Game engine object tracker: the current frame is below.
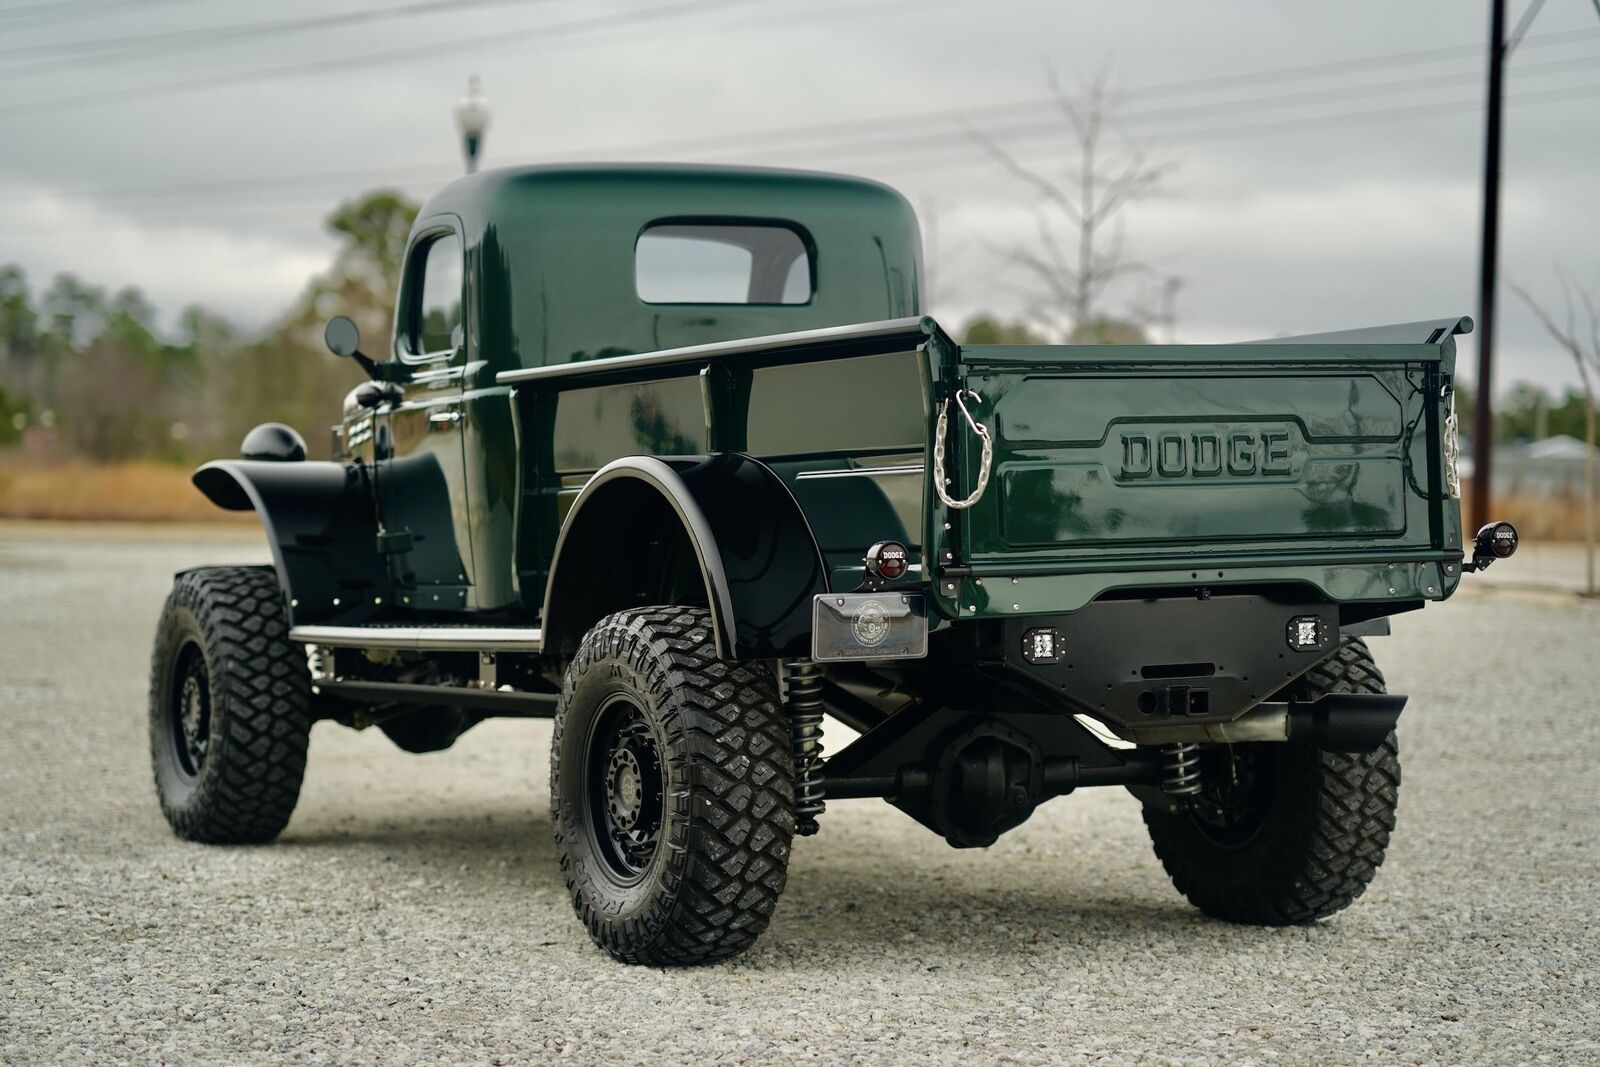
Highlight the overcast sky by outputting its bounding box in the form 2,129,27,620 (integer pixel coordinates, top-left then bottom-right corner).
1,0,1597,396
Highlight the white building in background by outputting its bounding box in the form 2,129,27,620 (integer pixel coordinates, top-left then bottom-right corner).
1460,435,1600,497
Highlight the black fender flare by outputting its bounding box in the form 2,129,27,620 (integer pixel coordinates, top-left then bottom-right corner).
192,459,390,627
540,454,827,660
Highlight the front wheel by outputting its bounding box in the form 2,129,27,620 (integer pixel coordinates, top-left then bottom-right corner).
1143,637,1401,925
550,606,795,965
149,566,312,843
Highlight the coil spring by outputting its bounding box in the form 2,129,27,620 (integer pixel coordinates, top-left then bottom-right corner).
785,659,826,836
1160,742,1203,799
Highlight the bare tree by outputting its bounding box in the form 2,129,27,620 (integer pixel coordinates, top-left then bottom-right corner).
977,69,1174,341
1512,272,1600,596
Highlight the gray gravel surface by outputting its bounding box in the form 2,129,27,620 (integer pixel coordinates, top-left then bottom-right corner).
2,524,1597,1065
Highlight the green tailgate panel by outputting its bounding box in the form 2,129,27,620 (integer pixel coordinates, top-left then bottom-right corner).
959,359,1445,567
993,375,1407,548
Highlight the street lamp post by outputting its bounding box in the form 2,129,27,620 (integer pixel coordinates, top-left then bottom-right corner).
454,75,491,174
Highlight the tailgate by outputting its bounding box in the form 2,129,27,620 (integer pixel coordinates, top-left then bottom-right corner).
934,326,1464,614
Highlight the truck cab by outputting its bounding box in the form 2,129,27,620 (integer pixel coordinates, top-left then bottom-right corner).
330,165,922,623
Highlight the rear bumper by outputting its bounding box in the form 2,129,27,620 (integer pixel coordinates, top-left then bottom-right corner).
993,592,1377,730
933,549,1460,621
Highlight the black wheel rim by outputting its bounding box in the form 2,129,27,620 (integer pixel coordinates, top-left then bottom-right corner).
170,641,211,779
584,695,665,883
1187,744,1274,847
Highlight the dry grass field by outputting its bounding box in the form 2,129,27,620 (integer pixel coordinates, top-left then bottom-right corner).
1494,492,1595,543
0,462,251,523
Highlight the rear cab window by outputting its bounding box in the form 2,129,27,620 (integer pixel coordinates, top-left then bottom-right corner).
635,222,812,305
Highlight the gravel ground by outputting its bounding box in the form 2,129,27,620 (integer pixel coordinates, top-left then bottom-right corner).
2,525,1597,1065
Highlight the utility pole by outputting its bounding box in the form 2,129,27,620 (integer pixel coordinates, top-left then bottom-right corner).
1472,0,1506,531
1473,0,1600,527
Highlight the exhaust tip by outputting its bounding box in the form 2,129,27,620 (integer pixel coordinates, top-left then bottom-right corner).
1288,693,1406,753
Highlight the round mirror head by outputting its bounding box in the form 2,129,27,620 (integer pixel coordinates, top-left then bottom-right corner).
324,315,360,357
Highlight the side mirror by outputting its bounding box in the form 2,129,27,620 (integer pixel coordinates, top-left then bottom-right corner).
323,315,401,382
324,315,361,358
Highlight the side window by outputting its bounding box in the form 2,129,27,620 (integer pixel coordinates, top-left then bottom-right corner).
410,232,463,356
635,222,812,305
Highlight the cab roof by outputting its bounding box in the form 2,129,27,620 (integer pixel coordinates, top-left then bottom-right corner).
412,163,924,370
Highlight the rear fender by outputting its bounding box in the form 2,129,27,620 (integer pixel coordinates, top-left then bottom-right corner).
541,454,827,660
192,460,390,626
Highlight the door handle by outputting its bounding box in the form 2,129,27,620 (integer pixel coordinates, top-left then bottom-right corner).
428,407,463,427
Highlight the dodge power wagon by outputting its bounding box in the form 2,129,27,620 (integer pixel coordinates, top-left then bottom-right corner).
149,163,1517,965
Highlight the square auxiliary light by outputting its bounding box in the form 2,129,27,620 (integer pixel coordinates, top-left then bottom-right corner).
1022,627,1063,665
1286,615,1330,653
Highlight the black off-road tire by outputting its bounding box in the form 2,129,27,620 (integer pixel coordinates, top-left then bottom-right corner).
551,606,795,966
149,565,312,843
1143,637,1401,925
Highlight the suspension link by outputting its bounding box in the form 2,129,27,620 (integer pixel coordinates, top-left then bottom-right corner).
784,659,826,836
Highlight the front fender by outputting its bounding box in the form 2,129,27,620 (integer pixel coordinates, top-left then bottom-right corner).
541,454,827,659
192,460,390,626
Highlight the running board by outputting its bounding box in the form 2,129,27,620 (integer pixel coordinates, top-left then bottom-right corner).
289,624,544,652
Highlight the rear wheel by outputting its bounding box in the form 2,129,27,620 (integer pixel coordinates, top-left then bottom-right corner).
1143,637,1401,924
149,566,312,843
550,606,794,965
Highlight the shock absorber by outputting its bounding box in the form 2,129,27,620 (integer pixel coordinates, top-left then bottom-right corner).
784,659,826,836
1160,742,1203,801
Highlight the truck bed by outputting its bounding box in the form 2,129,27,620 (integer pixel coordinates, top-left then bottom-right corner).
491,313,1468,624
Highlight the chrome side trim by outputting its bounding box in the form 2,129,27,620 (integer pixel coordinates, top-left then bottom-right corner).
794,464,924,481
408,364,464,383
290,625,543,652
496,316,933,385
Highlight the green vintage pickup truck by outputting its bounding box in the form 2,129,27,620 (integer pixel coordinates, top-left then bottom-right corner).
149,163,1516,965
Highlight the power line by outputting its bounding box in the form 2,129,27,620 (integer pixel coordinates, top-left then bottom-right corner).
0,0,561,77
0,0,805,119
0,163,455,206
0,0,196,28
18,0,1590,123
726,53,1600,168
930,80,1600,170
5,29,1597,209
423,24,1600,161
7,74,1599,238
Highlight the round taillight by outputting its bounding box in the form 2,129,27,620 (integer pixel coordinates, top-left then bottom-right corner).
865,540,909,581
1485,520,1518,558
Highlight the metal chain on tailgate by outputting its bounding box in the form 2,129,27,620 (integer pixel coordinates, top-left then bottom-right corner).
932,389,993,509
